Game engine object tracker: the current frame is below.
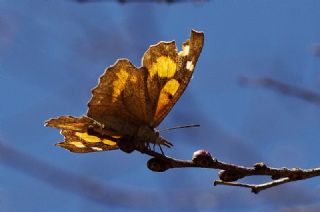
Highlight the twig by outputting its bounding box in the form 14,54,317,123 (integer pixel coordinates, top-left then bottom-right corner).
239,76,320,106
214,177,291,194
3,136,319,195
137,147,320,193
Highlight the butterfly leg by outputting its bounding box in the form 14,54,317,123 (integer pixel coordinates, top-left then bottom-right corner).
152,143,156,151
145,141,165,155
146,142,152,150
158,144,165,155
153,144,165,155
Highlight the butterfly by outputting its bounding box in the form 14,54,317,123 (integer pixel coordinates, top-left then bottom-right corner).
45,30,204,153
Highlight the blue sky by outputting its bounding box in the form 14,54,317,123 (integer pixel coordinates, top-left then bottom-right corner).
1,0,320,211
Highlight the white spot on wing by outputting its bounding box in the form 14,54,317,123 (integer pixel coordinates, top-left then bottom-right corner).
178,45,190,56
71,142,86,148
186,61,194,71
183,45,190,55
91,147,103,151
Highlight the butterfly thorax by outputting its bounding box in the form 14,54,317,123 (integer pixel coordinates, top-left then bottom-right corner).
135,125,163,145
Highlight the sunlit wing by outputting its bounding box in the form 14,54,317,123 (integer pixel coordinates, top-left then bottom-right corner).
87,30,204,131
142,30,204,127
87,59,151,135
57,130,119,153
45,116,120,153
45,116,96,132
46,30,204,153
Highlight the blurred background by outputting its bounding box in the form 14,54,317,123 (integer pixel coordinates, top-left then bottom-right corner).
1,0,320,211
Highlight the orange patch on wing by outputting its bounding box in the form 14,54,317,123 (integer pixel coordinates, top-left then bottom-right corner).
149,56,177,78
155,79,180,117
112,69,129,102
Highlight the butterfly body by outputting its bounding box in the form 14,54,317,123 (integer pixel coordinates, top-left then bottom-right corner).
45,30,204,153
114,127,170,153
86,121,171,153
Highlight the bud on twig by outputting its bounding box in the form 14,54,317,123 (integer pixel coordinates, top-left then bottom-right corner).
147,158,168,172
192,150,214,166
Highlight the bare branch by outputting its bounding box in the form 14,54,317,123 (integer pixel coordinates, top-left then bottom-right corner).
214,177,291,194
135,146,320,193
3,134,319,195
239,76,320,106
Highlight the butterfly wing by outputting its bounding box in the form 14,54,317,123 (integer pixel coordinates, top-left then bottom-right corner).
45,116,120,153
56,130,119,153
45,116,95,132
142,30,204,127
87,30,204,130
46,30,204,152
87,59,152,136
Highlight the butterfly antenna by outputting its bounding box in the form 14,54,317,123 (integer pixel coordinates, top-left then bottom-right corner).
159,124,200,132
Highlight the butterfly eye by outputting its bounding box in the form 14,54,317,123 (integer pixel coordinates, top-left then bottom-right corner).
155,130,160,137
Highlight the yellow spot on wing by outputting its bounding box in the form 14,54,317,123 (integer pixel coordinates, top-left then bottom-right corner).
149,56,176,78
112,69,129,102
155,79,180,115
162,79,179,95
75,132,118,146
102,139,117,145
75,132,101,143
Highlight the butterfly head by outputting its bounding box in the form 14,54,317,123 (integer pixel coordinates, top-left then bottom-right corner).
116,126,172,153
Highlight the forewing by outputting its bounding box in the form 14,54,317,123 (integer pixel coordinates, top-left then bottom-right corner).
142,30,204,127
87,59,150,135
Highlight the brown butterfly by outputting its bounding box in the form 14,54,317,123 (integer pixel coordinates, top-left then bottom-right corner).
45,30,204,153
